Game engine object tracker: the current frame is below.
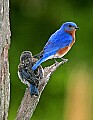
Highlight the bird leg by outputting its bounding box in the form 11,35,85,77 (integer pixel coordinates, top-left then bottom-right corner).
61,58,68,62
53,59,58,63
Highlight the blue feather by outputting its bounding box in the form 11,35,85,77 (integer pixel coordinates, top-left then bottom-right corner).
30,84,39,96
32,57,46,70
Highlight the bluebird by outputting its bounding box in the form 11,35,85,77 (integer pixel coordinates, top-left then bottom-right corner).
18,51,43,96
32,22,79,70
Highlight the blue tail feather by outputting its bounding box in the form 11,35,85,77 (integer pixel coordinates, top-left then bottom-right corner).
32,57,46,70
30,84,39,96
32,51,57,70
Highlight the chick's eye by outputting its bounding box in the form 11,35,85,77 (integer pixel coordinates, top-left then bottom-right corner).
69,25,72,27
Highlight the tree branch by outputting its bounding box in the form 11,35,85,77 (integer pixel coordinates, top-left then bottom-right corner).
0,0,10,119
16,59,67,120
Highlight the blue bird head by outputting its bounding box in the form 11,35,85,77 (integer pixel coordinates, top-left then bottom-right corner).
61,22,79,31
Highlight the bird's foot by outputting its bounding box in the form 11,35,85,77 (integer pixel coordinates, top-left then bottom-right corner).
54,59,58,63
53,59,59,66
61,58,68,63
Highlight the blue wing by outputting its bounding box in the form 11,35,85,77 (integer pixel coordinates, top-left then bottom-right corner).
19,69,39,96
43,30,73,56
19,69,31,80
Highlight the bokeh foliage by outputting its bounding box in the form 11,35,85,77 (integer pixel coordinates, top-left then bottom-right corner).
8,0,93,120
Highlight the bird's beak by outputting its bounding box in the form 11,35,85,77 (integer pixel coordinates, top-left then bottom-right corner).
75,27,79,29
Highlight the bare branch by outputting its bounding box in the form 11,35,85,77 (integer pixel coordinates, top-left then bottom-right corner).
16,60,67,120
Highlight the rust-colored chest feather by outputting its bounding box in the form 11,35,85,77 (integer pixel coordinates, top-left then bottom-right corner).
57,39,75,56
66,29,76,38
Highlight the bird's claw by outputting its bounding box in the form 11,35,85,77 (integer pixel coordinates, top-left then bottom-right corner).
61,58,68,62
54,59,58,63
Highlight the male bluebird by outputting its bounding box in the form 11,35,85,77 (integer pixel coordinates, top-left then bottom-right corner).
32,22,79,70
18,51,43,96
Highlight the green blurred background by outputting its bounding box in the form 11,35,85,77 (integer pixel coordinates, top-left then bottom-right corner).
8,0,93,120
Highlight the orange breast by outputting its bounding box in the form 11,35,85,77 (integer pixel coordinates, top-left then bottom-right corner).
66,29,76,38
56,38,75,57
57,46,70,55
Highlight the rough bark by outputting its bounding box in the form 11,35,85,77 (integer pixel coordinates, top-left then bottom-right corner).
0,0,10,119
16,60,68,120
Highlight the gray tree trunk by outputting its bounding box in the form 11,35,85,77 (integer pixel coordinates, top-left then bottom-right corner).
0,0,10,119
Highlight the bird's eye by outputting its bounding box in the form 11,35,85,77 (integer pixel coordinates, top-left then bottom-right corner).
68,25,72,27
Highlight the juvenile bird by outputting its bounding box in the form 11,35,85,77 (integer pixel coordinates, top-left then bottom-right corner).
18,51,43,96
32,22,79,70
